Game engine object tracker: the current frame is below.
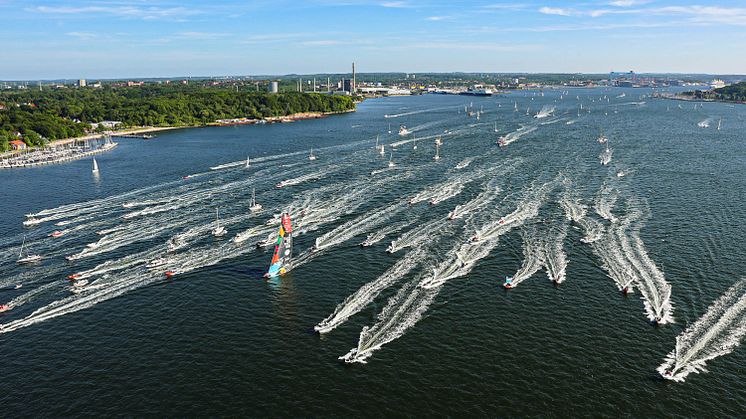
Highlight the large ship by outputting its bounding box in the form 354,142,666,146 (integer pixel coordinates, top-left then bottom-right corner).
460,85,494,96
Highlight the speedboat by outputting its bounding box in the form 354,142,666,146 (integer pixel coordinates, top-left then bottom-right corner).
398,125,409,136
165,270,175,278
0,304,10,313
50,231,64,238
72,279,89,288
503,277,514,289
67,273,82,280
212,225,227,237
14,284,22,289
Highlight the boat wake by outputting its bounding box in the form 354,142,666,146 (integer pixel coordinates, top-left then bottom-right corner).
657,278,746,382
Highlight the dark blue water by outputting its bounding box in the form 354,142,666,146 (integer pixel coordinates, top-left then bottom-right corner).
1,89,745,416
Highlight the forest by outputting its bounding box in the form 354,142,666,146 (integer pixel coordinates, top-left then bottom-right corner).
0,85,356,151
684,82,746,102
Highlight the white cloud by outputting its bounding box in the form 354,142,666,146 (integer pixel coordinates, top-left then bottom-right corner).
482,3,528,10
32,5,201,20
609,0,649,6
538,7,572,16
380,1,411,8
65,31,97,40
426,16,450,21
176,32,228,40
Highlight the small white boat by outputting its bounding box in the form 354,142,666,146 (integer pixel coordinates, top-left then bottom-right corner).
597,132,608,144
398,125,409,136
388,152,395,168
245,155,250,168
434,142,441,160
494,121,499,133
249,188,263,212
309,149,317,161
17,235,41,264
92,157,99,174
212,208,227,237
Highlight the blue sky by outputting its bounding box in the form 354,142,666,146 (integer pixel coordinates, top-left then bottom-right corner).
1,0,745,79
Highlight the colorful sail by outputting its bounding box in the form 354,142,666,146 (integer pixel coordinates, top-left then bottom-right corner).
264,213,293,278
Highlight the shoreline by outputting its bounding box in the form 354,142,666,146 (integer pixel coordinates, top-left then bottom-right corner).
0,109,355,161
210,109,355,126
653,92,746,105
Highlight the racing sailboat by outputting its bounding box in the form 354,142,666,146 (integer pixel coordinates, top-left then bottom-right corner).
249,188,262,212
212,208,227,237
92,157,99,174
17,235,41,264
245,155,250,168
264,213,293,278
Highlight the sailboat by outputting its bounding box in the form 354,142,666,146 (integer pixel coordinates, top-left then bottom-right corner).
413,135,417,150
597,131,608,144
17,235,41,264
388,152,395,168
309,149,317,161
434,142,441,160
249,188,262,212
600,143,613,166
379,143,385,156
494,121,499,133
212,208,227,237
388,123,392,134
717,118,722,131
398,125,409,136
92,157,99,174
245,155,250,168
264,213,293,278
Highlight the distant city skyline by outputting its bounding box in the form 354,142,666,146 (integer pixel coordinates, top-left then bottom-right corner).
2,0,746,80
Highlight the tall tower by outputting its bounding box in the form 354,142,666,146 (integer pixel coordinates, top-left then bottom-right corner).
352,62,356,94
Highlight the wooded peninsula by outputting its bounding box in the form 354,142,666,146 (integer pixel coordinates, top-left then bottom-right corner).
0,85,356,151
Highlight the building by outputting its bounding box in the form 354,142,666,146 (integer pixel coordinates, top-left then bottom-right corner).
78,79,87,87
710,79,726,89
269,81,279,93
9,140,27,150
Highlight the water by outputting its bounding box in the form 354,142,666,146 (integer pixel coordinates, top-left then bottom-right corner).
1,88,745,415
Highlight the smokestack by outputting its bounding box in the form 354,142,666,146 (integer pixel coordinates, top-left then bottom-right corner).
352,62,356,94
327,77,330,92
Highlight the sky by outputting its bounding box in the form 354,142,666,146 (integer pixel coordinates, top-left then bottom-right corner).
1,0,745,79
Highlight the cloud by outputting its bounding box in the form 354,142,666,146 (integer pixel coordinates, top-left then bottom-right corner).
31,5,202,20
608,0,649,6
426,16,451,21
482,3,528,11
175,32,228,40
65,31,97,40
380,1,411,8
538,7,572,16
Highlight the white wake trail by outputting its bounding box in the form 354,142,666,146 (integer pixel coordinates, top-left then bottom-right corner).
658,279,746,382
506,227,545,288
315,248,426,334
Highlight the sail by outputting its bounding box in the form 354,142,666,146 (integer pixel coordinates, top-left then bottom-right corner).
92,158,98,172
265,213,293,278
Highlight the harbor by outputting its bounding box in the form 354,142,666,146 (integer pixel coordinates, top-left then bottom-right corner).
0,136,118,169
